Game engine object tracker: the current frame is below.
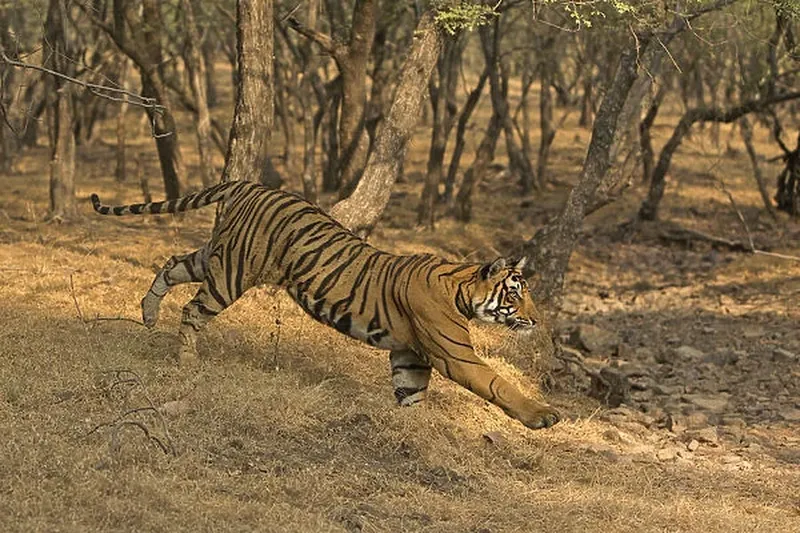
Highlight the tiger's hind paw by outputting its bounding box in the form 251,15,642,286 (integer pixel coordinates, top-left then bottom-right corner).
141,294,161,329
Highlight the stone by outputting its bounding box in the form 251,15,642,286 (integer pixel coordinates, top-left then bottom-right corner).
704,350,739,366
574,324,620,354
721,454,742,464
683,427,719,446
773,348,798,364
675,345,705,360
685,412,710,429
602,429,622,443
160,400,193,417
687,439,700,452
683,393,730,413
589,367,630,407
778,408,800,422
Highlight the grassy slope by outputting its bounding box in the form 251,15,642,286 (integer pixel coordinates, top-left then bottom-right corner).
1,82,799,532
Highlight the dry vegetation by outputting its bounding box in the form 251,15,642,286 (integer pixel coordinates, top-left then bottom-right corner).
1,69,800,532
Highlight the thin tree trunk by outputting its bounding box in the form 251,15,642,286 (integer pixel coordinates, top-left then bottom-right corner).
300,0,320,202
537,45,556,188
45,0,76,220
182,0,216,188
519,43,644,310
115,58,130,182
451,112,502,222
639,90,800,221
417,38,461,228
639,86,664,183
442,68,488,205
221,0,274,184
329,10,443,235
739,116,778,219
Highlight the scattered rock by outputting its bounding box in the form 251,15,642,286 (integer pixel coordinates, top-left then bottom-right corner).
742,325,765,339
703,350,739,366
589,367,630,407
683,427,719,446
573,324,620,354
652,383,684,396
602,428,622,443
687,439,700,452
684,412,710,429
721,454,742,464
482,431,507,446
778,408,800,422
773,348,798,364
675,345,705,360
683,393,730,413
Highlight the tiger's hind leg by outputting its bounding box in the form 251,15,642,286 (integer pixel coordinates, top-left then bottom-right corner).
390,350,433,406
141,246,208,328
177,280,231,364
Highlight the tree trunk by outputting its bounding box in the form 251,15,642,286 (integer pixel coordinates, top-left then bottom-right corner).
45,0,76,220
115,58,130,183
299,0,321,203
639,86,664,183
221,0,274,185
417,38,461,228
442,68,489,205
329,10,443,235
451,112,502,222
739,117,777,219
181,0,217,188
537,43,556,188
519,43,644,311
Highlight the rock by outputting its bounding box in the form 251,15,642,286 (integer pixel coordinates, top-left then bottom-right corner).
721,454,742,464
704,350,739,366
657,447,679,461
652,383,684,396
778,408,800,422
635,347,656,362
687,439,700,452
684,412,710,429
589,367,630,407
773,348,798,364
742,325,765,339
573,324,620,354
675,345,705,360
720,416,746,428
683,393,730,413
683,427,719,446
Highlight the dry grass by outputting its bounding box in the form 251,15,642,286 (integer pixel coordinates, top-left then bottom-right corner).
2,74,800,532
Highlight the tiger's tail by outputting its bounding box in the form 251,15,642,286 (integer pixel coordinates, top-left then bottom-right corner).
90,181,256,216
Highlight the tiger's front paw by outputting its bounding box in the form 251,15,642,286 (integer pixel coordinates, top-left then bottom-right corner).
513,402,561,430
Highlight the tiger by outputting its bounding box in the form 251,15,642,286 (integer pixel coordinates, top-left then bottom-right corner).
91,181,560,430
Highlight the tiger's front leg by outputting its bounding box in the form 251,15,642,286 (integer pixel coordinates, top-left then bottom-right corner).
418,331,560,430
389,349,433,406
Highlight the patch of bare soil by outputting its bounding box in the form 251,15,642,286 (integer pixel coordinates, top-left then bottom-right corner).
1,103,799,532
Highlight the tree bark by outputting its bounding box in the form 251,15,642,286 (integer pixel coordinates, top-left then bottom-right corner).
181,0,217,188
45,0,76,220
221,0,274,185
329,10,443,235
519,43,644,310
639,86,664,183
739,117,777,219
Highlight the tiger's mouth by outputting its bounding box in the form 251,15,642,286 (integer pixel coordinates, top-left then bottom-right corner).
506,317,537,332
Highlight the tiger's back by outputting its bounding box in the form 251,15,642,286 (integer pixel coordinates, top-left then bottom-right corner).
91,182,561,431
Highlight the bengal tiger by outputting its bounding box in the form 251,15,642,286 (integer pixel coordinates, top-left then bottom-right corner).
91,181,560,430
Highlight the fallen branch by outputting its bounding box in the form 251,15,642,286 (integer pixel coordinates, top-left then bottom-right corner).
717,178,800,262
658,224,751,252
86,369,176,457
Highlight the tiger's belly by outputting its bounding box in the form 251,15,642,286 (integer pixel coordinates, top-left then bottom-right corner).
286,287,408,351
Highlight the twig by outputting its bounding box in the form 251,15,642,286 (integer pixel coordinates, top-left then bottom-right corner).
86,369,176,457
1,52,164,113
89,315,146,327
68,273,87,329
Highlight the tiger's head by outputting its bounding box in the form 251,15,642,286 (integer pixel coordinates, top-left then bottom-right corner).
471,257,538,333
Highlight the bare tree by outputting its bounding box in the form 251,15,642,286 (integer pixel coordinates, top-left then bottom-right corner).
330,10,444,235
220,0,274,185
44,0,76,220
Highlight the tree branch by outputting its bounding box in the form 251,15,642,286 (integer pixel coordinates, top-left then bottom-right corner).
287,16,336,56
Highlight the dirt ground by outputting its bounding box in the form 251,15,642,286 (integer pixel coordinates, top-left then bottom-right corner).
1,82,799,532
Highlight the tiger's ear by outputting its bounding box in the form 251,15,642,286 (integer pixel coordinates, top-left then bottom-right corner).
481,258,506,280
512,256,528,271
